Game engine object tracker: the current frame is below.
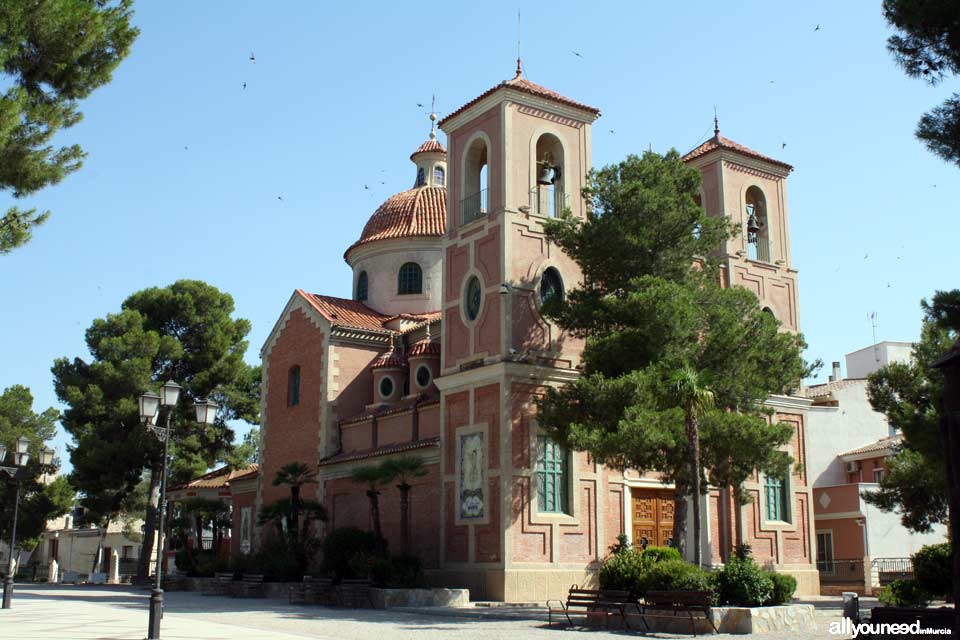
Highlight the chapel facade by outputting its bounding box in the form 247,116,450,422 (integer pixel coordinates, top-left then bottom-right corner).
255,64,819,600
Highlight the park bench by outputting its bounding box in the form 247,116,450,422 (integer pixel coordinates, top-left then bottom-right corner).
546,586,638,629
334,578,375,608
231,572,266,598
161,575,189,592
637,590,718,636
289,575,336,605
201,572,235,596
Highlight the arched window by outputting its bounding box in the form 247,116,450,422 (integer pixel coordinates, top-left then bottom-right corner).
462,137,488,224
745,186,770,262
540,267,564,305
534,133,564,217
379,376,394,399
397,262,422,295
287,366,300,406
356,271,368,302
416,167,426,187
433,166,445,186
416,364,432,388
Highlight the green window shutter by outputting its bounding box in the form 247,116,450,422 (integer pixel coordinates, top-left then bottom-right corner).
536,436,569,514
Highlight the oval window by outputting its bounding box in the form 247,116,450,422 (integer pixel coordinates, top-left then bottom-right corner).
464,276,482,321
416,364,431,388
540,267,564,305
379,376,394,399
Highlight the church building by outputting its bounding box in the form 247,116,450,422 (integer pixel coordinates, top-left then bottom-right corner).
255,63,819,601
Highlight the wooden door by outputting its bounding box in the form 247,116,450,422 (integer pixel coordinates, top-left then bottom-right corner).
631,489,675,548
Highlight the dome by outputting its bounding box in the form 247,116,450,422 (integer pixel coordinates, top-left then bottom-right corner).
344,186,446,259
410,138,446,158
371,349,408,369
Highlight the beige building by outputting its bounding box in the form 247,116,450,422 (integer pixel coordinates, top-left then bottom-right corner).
34,509,148,583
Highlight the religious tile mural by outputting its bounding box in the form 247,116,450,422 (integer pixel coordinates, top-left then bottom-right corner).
459,431,485,519
240,506,252,554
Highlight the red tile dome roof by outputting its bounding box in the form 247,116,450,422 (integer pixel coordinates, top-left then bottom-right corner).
408,338,440,357
344,185,446,260
410,138,446,158
372,349,408,369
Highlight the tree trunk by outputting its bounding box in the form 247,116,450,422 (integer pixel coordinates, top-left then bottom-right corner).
290,485,301,536
367,489,383,551
672,477,688,559
733,484,744,554
687,415,703,567
136,468,161,583
398,483,410,556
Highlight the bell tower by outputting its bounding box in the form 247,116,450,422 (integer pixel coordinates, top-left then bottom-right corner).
432,64,601,599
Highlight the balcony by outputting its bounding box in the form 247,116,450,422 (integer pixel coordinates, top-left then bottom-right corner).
529,186,570,218
461,189,487,226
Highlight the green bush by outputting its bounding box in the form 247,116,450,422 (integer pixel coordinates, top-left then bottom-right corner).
636,559,714,596
641,546,682,564
878,579,931,608
173,547,229,577
609,533,632,556
714,558,774,606
599,548,645,592
912,543,951,597
766,572,797,605
321,527,381,580
348,553,424,588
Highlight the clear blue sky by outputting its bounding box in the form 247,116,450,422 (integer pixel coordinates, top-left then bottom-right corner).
1,1,956,471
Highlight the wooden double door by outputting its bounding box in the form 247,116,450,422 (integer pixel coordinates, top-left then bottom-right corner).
631,488,675,548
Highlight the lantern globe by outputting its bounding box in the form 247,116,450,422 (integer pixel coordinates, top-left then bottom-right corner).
16,436,29,454
40,446,55,466
195,399,219,425
161,380,182,407
139,391,161,421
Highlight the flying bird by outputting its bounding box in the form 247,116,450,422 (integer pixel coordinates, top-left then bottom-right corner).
782,142,787,149
887,282,892,288
242,82,247,90
249,52,256,63
863,253,869,260
572,51,583,58
277,196,283,201
184,146,188,151
417,102,424,108
814,24,820,31
364,184,370,190
609,129,615,135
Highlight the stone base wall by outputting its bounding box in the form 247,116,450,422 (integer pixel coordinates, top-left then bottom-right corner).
773,565,820,596
609,604,815,635
370,588,470,609
425,567,598,603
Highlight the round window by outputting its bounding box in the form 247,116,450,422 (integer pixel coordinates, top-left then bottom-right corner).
464,276,482,321
379,376,394,399
415,364,431,388
540,267,564,305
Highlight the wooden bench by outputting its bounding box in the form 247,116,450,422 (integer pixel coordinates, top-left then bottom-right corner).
546,586,638,629
162,576,189,592
334,578,374,608
638,590,717,636
201,572,235,596
289,575,336,605
231,573,266,598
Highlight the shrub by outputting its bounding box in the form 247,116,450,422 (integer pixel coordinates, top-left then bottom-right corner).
599,548,645,592
321,527,381,580
878,579,931,608
609,533,632,556
641,546,682,564
636,559,714,597
912,543,951,597
766,572,797,605
348,553,424,588
714,558,774,606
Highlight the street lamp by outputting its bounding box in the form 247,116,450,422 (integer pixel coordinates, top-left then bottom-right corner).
1,439,57,609
139,382,217,640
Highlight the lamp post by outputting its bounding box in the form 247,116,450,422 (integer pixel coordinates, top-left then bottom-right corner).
139,381,218,640
1,437,56,609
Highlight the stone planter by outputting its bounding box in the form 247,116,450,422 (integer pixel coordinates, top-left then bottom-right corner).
624,604,815,635
370,588,470,609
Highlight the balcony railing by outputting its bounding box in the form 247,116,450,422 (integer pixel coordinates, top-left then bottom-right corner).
461,189,487,225
529,186,570,217
873,557,914,585
818,558,865,583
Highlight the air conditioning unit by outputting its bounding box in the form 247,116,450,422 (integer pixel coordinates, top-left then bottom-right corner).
845,461,860,473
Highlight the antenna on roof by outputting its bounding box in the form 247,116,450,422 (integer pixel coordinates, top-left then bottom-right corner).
429,94,438,139
713,106,719,136
516,10,523,77
869,311,880,362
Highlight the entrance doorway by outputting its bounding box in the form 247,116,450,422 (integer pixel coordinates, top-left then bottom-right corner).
631,488,675,548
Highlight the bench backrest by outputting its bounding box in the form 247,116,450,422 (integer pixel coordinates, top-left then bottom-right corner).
645,590,712,607
242,573,265,583
215,572,234,582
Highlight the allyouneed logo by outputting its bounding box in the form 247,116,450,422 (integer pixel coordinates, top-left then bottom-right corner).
830,617,953,637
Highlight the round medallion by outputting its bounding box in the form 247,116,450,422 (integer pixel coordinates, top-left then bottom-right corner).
465,276,482,321
416,364,431,388
379,376,394,399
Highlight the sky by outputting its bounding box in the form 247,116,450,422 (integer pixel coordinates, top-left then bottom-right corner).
1,1,957,472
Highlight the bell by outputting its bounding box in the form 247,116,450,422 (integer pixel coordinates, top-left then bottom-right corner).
537,162,553,186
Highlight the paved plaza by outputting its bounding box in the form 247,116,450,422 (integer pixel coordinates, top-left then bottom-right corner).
0,584,859,640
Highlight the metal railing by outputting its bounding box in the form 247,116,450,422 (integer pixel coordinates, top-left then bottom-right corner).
461,189,487,225
818,558,865,583
873,557,914,585
529,186,570,217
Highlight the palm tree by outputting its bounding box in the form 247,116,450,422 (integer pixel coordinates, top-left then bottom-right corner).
351,463,392,550
671,366,714,568
381,456,428,556
272,462,317,534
